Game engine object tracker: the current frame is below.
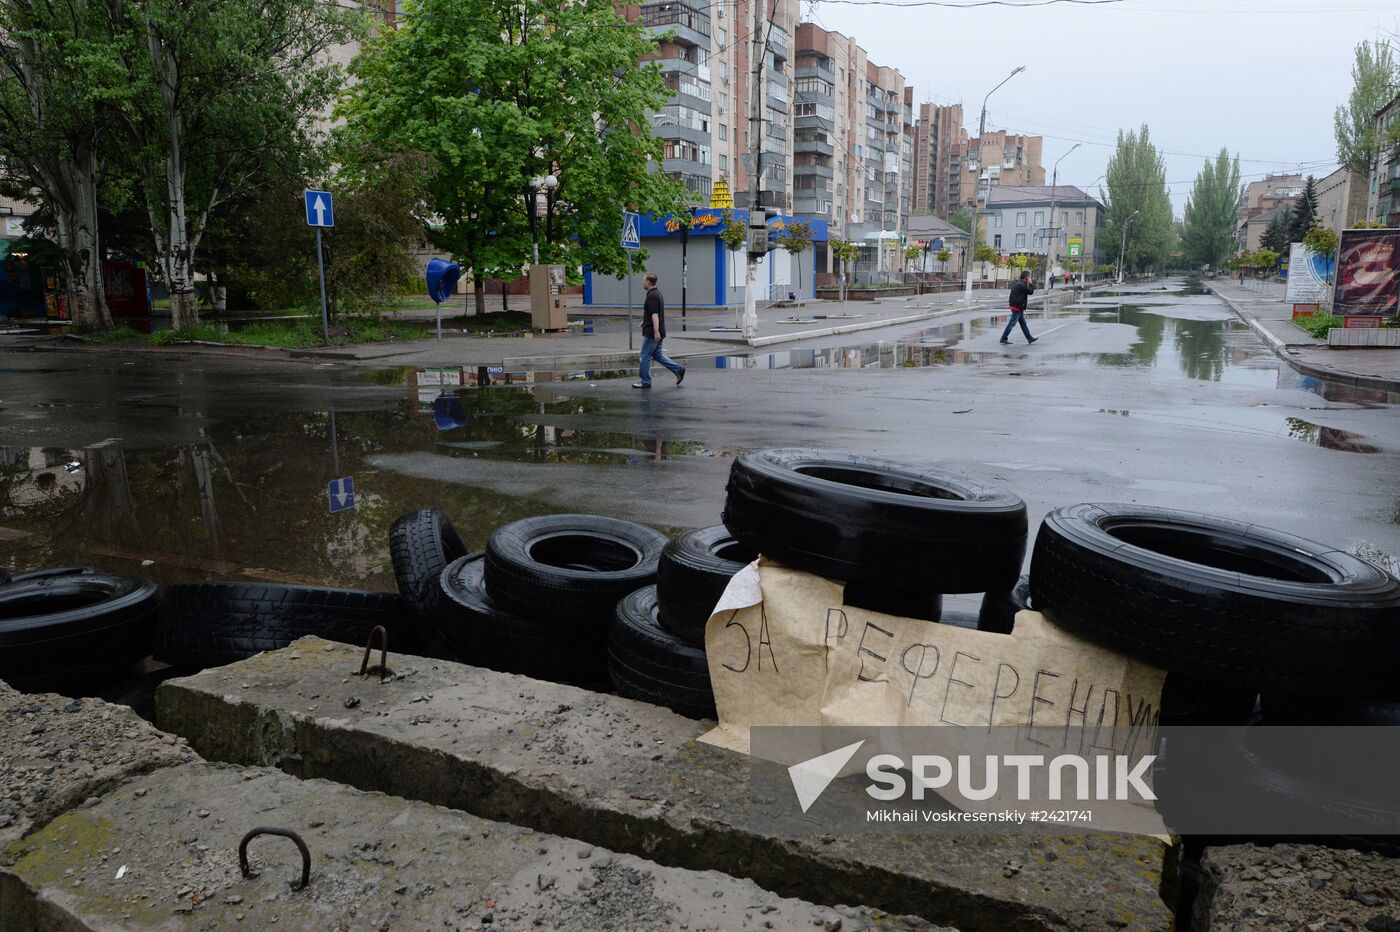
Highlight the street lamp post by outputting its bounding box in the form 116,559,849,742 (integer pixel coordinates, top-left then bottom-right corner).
527,174,558,266
1045,143,1080,292
1117,209,1140,284
964,65,1026,304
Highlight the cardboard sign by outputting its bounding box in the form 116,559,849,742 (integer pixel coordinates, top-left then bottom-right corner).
700,560,1167,757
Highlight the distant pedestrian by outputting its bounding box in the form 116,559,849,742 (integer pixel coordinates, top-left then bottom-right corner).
633,271,686,389
1000,271,1038,345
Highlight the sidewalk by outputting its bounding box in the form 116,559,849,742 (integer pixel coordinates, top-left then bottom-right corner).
1,284,1087,372
1207,279,1400,394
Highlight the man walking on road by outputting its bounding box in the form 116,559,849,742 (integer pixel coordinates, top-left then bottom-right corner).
1000,271,1038,345
633,271,686,389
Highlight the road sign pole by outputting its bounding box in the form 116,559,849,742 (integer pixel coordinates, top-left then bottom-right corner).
315,227,329,344
626,250,634,351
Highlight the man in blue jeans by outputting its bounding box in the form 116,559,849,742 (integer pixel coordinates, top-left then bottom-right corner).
1000,271,1039,345
633,271,686,389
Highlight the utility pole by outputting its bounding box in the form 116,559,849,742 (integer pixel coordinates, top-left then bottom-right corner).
1045,143,1079,292
963,66,1024,304
742,0,767,339
1117,209,1140,284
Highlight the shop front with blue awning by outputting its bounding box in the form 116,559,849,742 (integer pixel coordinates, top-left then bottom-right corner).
583,209,828,308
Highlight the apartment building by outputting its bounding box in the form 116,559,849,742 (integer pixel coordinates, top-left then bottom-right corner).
955,130,1044,209
1314,165,1368,234
911,102,966,219
792,23,910,276
640,0,797,209
1240,173,1304,227
978,185,1105,265
1366,94,1399,226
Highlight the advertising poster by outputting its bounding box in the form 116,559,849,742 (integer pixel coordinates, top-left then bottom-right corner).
1284,243,1332,303
1332,228,1400,317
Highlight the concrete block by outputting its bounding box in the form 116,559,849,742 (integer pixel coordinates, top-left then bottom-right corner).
0,681,197,851
1192,843,1400,930
1,762,920,931
157,638,1174,931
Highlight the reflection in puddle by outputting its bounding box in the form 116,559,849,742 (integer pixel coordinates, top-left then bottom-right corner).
1088,409,1381,454
0,380,705,587
712,303,1263,384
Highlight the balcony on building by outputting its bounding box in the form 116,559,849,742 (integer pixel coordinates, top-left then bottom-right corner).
641,2,711,49
767,76,789,113
795,55,835,84
757,189,790,209
767,23,789,60
667,171,713,204
663,71,712,112
650,104,711,145
794,130,834,156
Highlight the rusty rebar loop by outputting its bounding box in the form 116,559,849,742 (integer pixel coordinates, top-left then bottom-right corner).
238,827,311,891
358,624,391,683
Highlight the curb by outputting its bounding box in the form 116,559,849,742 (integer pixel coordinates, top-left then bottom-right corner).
1208,285,1400,394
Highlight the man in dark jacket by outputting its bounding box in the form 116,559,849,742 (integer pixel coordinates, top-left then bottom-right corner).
1000,271,1039,345
633,271,686,389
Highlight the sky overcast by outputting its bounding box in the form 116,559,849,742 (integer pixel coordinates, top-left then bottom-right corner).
803,0,1399,214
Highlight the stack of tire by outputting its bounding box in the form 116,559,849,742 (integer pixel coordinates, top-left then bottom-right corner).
431,514,666,688
721,449,1031,633
605,525,758,720
0,567,160,694
1027,503,1400,837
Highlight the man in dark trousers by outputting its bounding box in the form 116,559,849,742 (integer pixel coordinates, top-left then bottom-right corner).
1000,271,1039,345
633,271,686,389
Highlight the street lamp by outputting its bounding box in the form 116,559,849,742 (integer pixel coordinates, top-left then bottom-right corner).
1045,143,1080,291
1117,208,1140,284
527,174,558,266
964,65,1026,304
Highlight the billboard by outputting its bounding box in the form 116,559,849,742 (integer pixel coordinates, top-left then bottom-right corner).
1332,228,1400,317
1284,243,1332,303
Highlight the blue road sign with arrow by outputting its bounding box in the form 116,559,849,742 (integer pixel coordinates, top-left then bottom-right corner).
327,476,355,512
305,189,334,228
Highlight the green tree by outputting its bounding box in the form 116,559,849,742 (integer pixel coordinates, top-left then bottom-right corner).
1302,224,1340,284
339,0,681,307
112,0,359,329
1102,124,1174,273
1334,40,1399,175
0,0,128,328
947,209,972,234
830,238,860,301
1254,247,1279,274
1287,177,1319,243
936,247,951,273
779,220,814,291
1260,209,1291,256
1180,148,1243,269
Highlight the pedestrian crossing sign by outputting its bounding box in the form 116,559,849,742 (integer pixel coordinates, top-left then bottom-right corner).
621,212,641,250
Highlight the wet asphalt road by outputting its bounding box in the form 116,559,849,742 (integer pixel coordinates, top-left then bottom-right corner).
2,279,1397,592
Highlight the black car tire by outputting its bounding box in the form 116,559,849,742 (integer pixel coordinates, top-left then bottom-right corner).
842,583,943,623
435,553,608,687
655,526,755,645
484,515,667,624
975,575,1033,634
1030,504,1400,697
1260,693,1400,726
389,507,468,653
155,583,400,670
0,567,159,692
722,450,1027,592
609,586,715,719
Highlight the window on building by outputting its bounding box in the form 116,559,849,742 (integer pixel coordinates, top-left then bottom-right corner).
994,214,1002,228
718,124,727,140
1015,233,1025,248
1016,212,1026,227
1034,211,1044,226
719,154,727,171
795,77,833,95
1076,211,1084,225
993,234,1002,249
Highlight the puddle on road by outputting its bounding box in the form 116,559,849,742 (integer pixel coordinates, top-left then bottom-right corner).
0,375,701,588
1089,408,1382,454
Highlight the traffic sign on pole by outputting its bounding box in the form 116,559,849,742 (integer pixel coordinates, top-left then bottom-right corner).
620,211,641,250
327,476,356,513
304,189,334,228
